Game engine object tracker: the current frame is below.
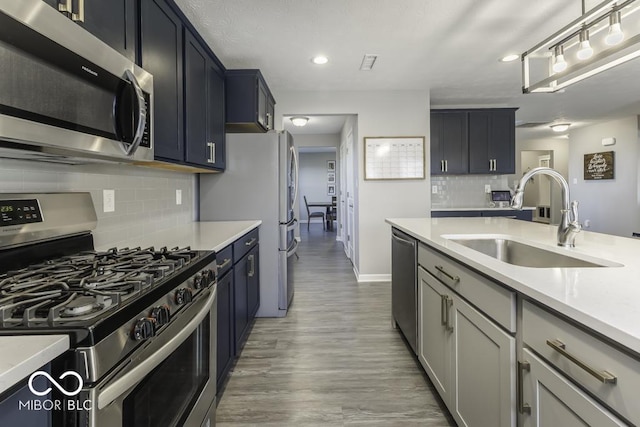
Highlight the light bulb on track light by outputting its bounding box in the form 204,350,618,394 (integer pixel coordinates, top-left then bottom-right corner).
577,28,593,60
552,45,567,73
605,11,624,45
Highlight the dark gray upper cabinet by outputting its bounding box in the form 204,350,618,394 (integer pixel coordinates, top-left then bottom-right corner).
139,0,184,162
430,108,517,175
226,69,276,133
468,109,516,174
43,0,136,61
430,111,469,175
184,31,225,169
80,0,136,61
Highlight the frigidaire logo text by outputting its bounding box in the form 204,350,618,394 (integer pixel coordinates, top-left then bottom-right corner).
19,371,92,411
81,65,98,77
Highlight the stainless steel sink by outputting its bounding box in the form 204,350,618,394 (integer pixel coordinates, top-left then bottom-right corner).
447,237,616,268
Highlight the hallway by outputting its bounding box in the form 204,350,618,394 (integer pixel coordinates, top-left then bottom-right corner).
216,227,454,426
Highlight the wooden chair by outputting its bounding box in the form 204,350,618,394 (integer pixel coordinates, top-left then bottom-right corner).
327,196,337,226
304,195,325,230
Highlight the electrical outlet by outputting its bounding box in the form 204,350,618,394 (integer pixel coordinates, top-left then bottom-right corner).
485,184,491,193
103,189,115,213
573,178,578,184
176,189,182,205
584,219,591,228
432,185,438,194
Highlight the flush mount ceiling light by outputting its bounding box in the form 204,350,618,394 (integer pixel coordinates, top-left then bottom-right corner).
311,56,329,65
550,123,571,132
290,116,309,127
500,54,520,62
522,0,640,94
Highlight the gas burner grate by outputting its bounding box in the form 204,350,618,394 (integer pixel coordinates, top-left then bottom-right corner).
0,246,200,327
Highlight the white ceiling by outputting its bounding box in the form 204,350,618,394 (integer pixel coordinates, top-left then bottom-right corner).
175,0,640,138
282,115,347,135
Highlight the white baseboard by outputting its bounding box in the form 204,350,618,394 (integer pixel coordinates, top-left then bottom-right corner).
357,273,391,283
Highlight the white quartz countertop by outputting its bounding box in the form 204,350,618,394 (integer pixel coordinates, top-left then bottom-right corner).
431,206,536,211
95,220,262,252
386,217,640,354
0,335,69,395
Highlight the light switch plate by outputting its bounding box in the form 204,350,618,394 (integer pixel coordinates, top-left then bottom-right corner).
485,184,491,193
176,189,182,205
432,185,438,194
103,189,115,213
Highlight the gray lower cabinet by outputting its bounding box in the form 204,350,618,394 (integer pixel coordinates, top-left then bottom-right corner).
418,265,515,427
521,349,625,427
431,210,533,221
216,228,260,395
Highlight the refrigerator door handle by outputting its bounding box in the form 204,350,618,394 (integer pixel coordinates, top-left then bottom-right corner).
287,218,298,231
291,145,300,212
286,238,299,257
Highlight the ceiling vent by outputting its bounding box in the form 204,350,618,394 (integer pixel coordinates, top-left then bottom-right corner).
359,54,378,71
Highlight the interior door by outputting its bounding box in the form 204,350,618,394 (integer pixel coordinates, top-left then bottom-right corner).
345,129,354,260
339,142,347,244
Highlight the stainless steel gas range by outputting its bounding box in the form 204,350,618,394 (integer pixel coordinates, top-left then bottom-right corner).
0,193,217,427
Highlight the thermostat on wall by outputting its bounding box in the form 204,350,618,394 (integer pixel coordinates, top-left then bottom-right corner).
602,137,616,146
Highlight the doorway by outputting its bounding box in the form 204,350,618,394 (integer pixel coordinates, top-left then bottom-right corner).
520,150,555,223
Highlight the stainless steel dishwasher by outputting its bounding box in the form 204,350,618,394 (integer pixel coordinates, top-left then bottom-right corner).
391,228,418,354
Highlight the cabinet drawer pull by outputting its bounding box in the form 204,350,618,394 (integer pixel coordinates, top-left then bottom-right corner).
217,258,231,271
546,339,617,384
245,237,257,247
518,361,531,414
435,265,460,283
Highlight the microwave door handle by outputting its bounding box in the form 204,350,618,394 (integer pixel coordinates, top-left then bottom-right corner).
96,288,216,410
120,69,147,156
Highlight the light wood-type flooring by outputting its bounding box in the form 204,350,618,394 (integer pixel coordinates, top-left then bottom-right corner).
216,225,455,426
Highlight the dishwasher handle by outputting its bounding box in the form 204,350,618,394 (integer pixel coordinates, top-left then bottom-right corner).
392,232,416,247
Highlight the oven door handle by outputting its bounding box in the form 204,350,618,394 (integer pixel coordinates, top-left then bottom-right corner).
96,288,216,410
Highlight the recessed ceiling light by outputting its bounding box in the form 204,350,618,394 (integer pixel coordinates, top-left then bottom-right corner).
550,123,570,132
500,54,520,62
311,56,329,65
290,116,309,127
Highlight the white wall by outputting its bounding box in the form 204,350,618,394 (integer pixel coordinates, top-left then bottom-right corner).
299,152,337,222
275,90,431,281
568,116,640,237
0,159,196,248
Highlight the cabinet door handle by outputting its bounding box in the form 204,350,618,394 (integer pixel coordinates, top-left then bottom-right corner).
206,142,215,163
72,0,84,22
245,237,257,247
266,112,271,130
445,296,453,331
444,160,448,172
58,0,72,14
546,339,617,384
216,258,231,271
248,254,255,277
440,160,444,172
440,294,448,326
518,361,531,414
435,265,460,284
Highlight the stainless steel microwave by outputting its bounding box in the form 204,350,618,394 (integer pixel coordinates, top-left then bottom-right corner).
0,1,153,163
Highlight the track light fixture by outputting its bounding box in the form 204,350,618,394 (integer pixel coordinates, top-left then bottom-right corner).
522,0,640,93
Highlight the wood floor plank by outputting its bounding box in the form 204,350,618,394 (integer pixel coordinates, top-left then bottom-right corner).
216,227,454,426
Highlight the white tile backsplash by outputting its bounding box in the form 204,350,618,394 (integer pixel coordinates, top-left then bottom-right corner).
0,158,196,249
431,175,511,208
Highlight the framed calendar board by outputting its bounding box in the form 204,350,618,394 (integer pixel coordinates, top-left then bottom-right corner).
364,136,425,180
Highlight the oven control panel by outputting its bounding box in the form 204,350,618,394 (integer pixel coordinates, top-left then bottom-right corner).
0,199,43,227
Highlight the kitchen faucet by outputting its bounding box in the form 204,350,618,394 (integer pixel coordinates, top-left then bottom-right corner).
510,167,581,247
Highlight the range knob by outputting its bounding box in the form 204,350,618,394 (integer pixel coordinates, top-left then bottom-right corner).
150,305,170,328
201,269,214,286
175,288,193,305
192,273,203,289
133,318,155,341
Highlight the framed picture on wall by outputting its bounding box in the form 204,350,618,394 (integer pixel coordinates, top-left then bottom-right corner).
327,160,336,171
327,172,335,183
327,184,336,196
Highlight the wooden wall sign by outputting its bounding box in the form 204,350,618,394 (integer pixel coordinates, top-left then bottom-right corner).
584,151,614,180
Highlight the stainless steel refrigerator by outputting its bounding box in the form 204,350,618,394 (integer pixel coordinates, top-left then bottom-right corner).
199,130,299,317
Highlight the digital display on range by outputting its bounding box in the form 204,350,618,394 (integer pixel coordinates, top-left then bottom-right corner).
0,199,43,227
